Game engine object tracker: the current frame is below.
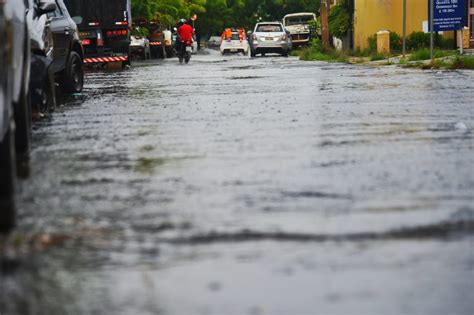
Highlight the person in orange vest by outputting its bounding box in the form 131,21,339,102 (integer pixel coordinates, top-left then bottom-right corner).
237,28,245,42
221,28,232,40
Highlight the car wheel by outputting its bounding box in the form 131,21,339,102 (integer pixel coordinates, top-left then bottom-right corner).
282,51,288,57
251,51,256,57
0,122,17,234
62,51,84,94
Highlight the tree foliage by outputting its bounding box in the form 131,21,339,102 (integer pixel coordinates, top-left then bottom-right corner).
328,2,351,38
132,0,319,36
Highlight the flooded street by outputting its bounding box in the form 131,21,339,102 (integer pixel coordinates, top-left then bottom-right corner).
2,50,474,314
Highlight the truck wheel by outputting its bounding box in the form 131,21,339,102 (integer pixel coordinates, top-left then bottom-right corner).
0,122,17,234
62,51,84,94
13,80,31,178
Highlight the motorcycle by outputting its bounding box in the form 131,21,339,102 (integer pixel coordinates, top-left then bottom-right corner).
178,40,192,64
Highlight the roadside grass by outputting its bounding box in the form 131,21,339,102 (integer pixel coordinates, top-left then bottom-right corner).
408,48,458,61
300,47,349,63
449,55,474,69
370,53,386,61
295,40,473,70
408,49,431,61
289,49,301,57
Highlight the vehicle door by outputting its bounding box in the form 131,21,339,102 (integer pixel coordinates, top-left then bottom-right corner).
48,0,72,72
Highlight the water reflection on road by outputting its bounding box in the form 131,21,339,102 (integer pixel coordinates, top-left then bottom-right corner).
2,50,474,314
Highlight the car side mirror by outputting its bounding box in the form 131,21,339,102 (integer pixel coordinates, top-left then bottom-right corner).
72,16,83,25
38,0,57,15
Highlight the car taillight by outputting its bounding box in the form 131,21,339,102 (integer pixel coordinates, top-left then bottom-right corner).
186,41,191,45
115,21,128,26
89,22,100,26
81,39,91,45
106,30,128,37
282,34,287,40
252,34,257,40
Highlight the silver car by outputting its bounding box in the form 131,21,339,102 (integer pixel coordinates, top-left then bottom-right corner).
250,22,292,57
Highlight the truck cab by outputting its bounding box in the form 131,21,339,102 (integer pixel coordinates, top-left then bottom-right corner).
63,0,132,66
282,12,316,46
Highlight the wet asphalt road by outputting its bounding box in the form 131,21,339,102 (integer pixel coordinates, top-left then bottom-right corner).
2,50,474,314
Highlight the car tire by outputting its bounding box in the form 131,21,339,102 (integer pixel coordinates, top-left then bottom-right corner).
61,51,84,94
0,122,17,234
251,51,256,57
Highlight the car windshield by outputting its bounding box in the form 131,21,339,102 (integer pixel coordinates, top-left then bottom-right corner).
256,24,282,32
231,33,240,40
285,15,315,26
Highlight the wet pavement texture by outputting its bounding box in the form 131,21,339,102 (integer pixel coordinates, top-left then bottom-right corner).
2,50,474,314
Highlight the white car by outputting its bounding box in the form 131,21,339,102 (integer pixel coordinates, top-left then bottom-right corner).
220,31,249,55
130,35,151,60
250,22,292,57
283,12,316,46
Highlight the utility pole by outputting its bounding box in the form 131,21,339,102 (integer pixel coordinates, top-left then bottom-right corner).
430,0,434,61
402,0,406,57
320,0,330,48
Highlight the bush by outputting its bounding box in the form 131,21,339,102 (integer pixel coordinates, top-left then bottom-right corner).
300,37,349,63
450,56,474,69
390,31,402,52
367,35,377,53
408,48,431,61
366,31,401,54
406,32,430,50
329,4,352,38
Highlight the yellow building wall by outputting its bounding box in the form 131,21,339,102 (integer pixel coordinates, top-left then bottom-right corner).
353,0,453,50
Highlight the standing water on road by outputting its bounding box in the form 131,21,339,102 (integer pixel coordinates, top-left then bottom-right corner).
2,51,474,314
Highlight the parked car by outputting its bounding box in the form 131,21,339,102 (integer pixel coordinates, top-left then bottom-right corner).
282,12,316,46
220,30,249,55
250,22,292,57
207,36,222,48
48,0,84,93
130,35,151,60
0,0,32,233
28,0,57,115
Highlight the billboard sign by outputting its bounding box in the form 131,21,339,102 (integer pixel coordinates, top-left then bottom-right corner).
429,0,467,31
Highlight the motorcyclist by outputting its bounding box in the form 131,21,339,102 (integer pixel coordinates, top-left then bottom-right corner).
177,18,193,46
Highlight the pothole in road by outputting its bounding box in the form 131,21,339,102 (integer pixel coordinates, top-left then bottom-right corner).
229,76,264,80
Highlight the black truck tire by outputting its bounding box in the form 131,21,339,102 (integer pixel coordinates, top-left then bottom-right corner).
0,123,17,234
61,51,84,94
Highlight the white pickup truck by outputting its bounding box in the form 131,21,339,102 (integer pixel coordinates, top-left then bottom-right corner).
282,12,317,46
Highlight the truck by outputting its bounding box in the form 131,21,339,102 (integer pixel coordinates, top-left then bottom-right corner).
282,12,317,46
63,0,132,67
